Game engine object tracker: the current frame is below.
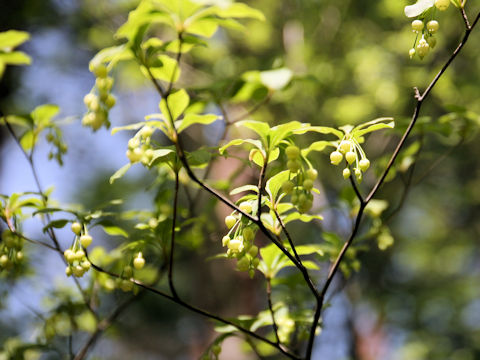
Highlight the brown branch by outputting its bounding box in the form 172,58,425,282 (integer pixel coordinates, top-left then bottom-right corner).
348,173,364,204
266,277,280,345
273,210,301,263
460,6,471,29
88,261,301,360
169,165,180,300
257,162,267,218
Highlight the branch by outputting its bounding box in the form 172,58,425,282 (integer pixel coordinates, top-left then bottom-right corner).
143,57,315,300
460,6,471,29
257,162,267,219
169,165,180,300
266,277,280,345
88,261,301,360
273,210,302,264
349,173,365,205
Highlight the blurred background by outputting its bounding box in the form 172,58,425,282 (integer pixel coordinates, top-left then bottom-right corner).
1,0,480,359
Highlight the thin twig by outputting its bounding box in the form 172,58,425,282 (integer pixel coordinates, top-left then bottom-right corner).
87,261,301,360
348,174,364,204
266,277,280,345
169,164,180,300
273,210,302,265
257,162,267,218
460,6,471,29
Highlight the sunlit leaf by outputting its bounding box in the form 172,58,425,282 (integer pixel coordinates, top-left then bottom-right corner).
266,170,296,203
0,52,31,65
230,184,259,195
109,163,132,184
176,113,220,133
100,225,128,238
160,89,189,122
0,30,30,49
219,138,264,154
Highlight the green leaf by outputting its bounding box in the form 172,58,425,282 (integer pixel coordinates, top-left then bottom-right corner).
235,120,270,143
219,138,264,154
143,54,180,83
301,141,334,157
43,219,69,232
109,163,132,184
115,2,173,42
268,147,280,163
111,122,146,135
290,244,325,257
230,184,259,195
100,225,128,238
215,3,265,21
259,68,293,90
149,149,175,166
250,148,265,167
0,30,30,49
0,115,31,128
283,212,323,225
352,117,394,137
176,113,220,133
89,45,133,71
404,0,434,17
160,89,190,122
266,170,295,203
0,51,31,65
270,121,309,148
31,104,59,127
293,125,343,138
20,130,35,151
185,18,219,38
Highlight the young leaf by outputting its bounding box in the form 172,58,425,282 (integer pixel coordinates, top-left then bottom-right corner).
230,185,259,195
301,141,334,156
185,18,219,38
269,121,309,148
283,213,323,225
100,225,128,238
176,113,220,133
31,104,59,127
215,3,265,21
160,89,190,122
0,30,30,49
142,55,180,83
89,45,133,71
293,125,343,138
219,138,264,155
266,170,296,203
43,219,69,232
0,52,31,65
235,120,270,144
352,117,394,137
110,163,132,184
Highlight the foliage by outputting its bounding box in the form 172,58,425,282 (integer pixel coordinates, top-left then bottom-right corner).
1,0,480,359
